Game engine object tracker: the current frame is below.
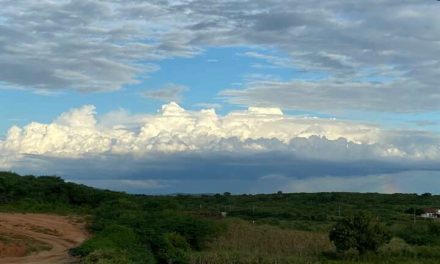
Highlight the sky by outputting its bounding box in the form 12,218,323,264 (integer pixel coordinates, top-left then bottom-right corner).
1,0,440,194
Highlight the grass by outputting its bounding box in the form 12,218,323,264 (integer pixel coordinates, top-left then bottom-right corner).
190,219,440,264
190,219,332,264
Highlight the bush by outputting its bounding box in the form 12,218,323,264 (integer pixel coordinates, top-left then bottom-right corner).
154,232,190,264
378,237,414,256
81,249,132,264
414,245,440,258
397,222,440,246
71,225,155,264
150,211,226,250
329,212,390,254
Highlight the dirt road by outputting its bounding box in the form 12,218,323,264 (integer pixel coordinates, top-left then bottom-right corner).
0,213,88,264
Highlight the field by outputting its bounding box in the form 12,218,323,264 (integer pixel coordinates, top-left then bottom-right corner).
2,171,440,263
190,219,332,264
189,219,440,264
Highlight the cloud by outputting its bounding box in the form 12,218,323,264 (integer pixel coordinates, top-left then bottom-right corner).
0,103,440,194
194,103,222,109
2,102,439,161
8,152,440,194
0,0,197,92
240,51,294,69
141,83,188,102
221,78,436,113
1,0,439,115
0,103,382,158
282,171,440,194
188,0,440,113
2,1,440,193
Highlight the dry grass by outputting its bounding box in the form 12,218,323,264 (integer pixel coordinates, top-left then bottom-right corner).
0,232,52,257
190,219,333,264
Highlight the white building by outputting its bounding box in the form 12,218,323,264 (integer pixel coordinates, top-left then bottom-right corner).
420,208,440,218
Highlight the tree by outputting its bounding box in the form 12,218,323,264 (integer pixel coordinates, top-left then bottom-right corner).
404,207,424,216
329,212,390,254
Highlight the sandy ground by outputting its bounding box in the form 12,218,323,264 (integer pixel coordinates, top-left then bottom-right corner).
0,213,88,264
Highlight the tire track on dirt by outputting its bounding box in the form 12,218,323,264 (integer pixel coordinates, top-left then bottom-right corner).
0,213,88,264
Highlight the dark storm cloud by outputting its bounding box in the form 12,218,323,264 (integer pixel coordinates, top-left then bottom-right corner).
11,149,440,194
7,131,440,194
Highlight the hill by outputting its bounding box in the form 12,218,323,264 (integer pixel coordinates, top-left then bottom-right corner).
1,171,440,263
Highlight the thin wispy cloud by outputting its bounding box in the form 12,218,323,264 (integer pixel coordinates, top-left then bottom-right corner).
141,83,188,103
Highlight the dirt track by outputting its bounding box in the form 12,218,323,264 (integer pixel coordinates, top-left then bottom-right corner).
0,213,88,264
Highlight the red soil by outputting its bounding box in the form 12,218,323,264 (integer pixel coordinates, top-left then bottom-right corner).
0,213,88,264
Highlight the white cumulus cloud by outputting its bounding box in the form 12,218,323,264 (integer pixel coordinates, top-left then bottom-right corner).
1,103,440,193
1,102,439,165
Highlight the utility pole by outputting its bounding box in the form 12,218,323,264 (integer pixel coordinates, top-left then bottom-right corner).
338,204,341,217
413,207,416,224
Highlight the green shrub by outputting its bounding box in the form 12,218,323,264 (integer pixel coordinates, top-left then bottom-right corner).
72,225,154,264
154,232,190,264
397,222,440,246
378,237,414,257
414,245,440,258
329,212,390,254
81,249,132,264
150,211,226,250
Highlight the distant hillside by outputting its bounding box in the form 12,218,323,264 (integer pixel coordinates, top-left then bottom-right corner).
2,171,440,263
171,190,440,232
2,171,440,230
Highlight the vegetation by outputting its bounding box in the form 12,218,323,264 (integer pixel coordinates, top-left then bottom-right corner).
190,219,332,263
0,172,224,263
2,171,440,263
329,212,390,254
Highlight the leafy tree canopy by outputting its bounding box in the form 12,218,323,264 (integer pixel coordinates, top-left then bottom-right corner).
329,212,390,254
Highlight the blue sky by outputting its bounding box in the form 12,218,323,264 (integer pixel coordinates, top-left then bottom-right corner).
1,46,325,134
1,0,440,194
